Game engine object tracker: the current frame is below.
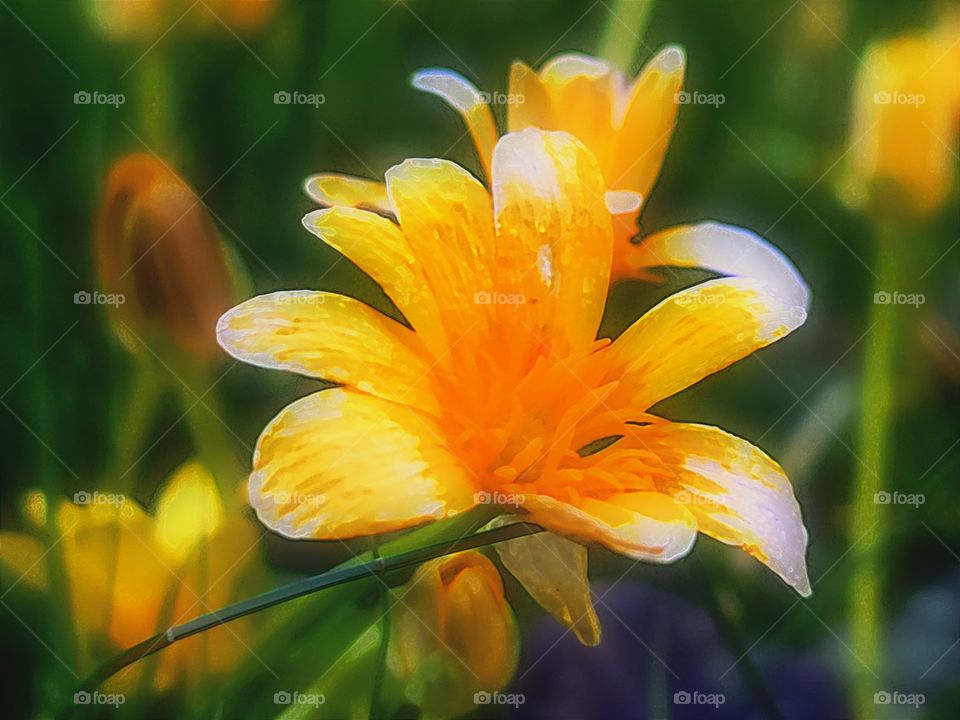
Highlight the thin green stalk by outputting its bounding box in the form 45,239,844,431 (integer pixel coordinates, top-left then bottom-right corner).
172,359,243,499
136,49,174,152
20,205,78,690
849,228,906,718
369,541,391,719
75,520,544,694
112,356,162,494
598,0,657,71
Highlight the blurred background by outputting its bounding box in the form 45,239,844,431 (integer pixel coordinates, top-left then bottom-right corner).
1,0,958,718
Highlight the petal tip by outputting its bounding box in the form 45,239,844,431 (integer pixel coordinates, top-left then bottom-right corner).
655,44,686,74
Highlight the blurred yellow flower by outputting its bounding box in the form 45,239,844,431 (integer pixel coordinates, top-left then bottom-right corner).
218,126,813,651
90,0,277,40
844,13,960,216
97,153,235,362
411,47,685,282
0,463,268,690
388,552,518,718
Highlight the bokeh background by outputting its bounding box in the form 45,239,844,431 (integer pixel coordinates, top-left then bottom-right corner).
1,0,958,718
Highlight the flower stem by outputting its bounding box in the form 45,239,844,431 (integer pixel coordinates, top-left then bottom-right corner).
171,359,243,500
849,227,906,718
369,540,390,719
598,0,657,71
76,520,544,692
112,356,162,494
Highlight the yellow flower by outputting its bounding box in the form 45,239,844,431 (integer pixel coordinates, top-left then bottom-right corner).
0,463,268,689
388,552,518,718
844,13,960,216
410,47,685,282
218,127,812,650
97,153,234,362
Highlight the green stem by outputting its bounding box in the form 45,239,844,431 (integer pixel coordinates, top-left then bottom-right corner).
849,228,905,718
369,541,390,719
136,48,174,152
76,519,542,693
112,356,162,495
598,0,657,71
172,359,243,500
19,204,78,688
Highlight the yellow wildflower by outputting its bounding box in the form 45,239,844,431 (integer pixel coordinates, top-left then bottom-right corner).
411,47,685,282
0,463,267,689
844,13,960,215
218,127,812,653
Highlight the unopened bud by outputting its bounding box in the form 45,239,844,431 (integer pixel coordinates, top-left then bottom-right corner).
97,153,233,362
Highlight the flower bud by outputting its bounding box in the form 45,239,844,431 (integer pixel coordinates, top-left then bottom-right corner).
388,552,519,718
97,153,234,362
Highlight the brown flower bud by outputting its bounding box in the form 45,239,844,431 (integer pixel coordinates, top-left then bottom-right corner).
97,153,233,362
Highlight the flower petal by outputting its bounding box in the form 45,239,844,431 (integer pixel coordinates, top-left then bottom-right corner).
607,190,662,283
411,69,498,179
385,158,497,348
491,129,612,352
491,517,601,646
609,45,685,198
57,500,171,648
601,276,808,412
301,207,448,355
217,291,439,414
302,173,394,217
622,422,811,595
520,491,697,563
153,461,224,565
537,53,617,173
626,222,811,309
0,532,48,590
249,388,475,539
507,60,554,132
158,513,268,685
